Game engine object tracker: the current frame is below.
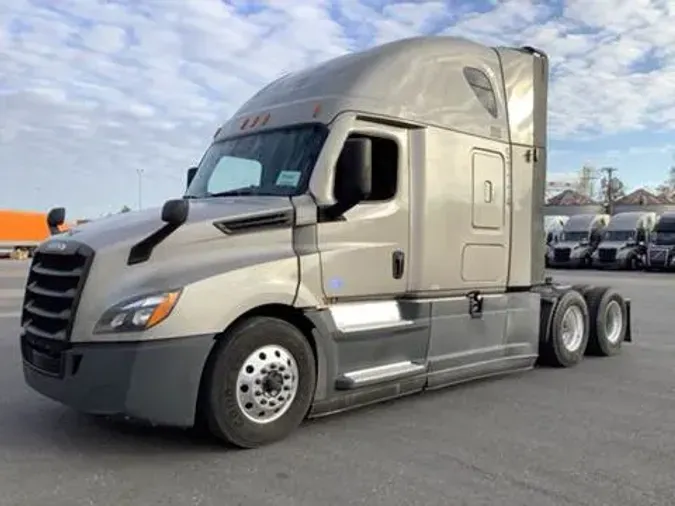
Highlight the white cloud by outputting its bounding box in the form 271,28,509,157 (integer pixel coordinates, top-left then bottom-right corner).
1,0,675,217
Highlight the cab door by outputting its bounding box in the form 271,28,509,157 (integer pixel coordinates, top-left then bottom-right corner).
316,120,410,300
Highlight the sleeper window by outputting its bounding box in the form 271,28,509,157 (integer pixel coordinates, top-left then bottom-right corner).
336,133,398,202
463,67,499,119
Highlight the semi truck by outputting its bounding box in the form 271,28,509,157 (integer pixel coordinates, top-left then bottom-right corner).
645,211,675,271
0,208,68,259
548,213,610,268
19,36,632,449
592,211,656,270
544,215,568,267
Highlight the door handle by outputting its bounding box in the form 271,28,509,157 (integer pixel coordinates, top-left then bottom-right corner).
392,250,405,279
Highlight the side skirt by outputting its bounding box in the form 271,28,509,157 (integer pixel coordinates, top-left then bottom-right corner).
308,358,536,419
306,293,540,419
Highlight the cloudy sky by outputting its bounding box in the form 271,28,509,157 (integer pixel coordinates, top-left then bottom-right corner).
2,0,675,219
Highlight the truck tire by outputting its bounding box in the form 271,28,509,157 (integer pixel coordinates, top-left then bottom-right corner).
571,284,593,296
201,316,316,449
584,287,627,357
540,289,589,367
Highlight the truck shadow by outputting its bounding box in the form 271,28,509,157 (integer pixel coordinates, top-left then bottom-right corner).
2,404,225,455
6,370,535,456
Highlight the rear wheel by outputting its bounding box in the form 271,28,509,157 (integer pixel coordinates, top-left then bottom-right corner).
541,289,590,367
584,287,627,356
201,316,316,448
571,284,593,296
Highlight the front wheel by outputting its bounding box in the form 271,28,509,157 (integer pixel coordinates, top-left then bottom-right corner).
201,316,316,448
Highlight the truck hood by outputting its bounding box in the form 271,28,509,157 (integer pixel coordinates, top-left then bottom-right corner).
597,241,632,250
59,196,294,251
554,241,586,250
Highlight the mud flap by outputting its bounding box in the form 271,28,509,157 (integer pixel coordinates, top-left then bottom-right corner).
624,299,632,342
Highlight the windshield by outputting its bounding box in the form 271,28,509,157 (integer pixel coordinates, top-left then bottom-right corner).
603,230,634,242
651,230,675,245
185,124,328,198
561,231,588,242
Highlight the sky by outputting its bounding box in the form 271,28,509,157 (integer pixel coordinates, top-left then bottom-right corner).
2,0,675,219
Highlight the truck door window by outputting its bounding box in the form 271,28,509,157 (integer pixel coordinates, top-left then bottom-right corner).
336,133,398,201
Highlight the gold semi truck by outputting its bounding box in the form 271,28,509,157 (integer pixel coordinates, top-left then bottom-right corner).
20,36,632,449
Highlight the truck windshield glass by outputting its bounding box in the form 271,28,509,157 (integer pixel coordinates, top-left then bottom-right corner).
603,230,634,242
562,231,588,242
185,124,328,198
652,231,675,245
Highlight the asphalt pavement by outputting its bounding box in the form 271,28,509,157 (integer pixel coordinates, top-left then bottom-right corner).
1,261,674,506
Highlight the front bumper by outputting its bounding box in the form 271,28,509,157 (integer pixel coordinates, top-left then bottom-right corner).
22,334,215,427
547,257,588,268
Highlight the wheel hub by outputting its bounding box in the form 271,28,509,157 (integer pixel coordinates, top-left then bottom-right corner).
263,371,284,395
561,305,584,352
604,300,623,344
236,344,299,425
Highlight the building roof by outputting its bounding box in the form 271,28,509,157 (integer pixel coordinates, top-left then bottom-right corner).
615,188,671,205
546,189,596,206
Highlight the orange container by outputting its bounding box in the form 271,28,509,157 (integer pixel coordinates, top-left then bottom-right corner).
0,209,52,245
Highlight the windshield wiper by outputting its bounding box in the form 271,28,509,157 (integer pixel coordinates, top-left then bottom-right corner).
208,187,262,197
183,187,279,199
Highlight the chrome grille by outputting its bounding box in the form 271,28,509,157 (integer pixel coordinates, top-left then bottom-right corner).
554,248,570,262
598,248,616,262
648,248,667,264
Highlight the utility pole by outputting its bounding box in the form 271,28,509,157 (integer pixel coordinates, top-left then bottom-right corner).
137,168,144,210
601,166,617,215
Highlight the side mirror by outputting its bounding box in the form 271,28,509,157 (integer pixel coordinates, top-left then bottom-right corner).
325,138,372,219
161,199,189,226
47,207,66,235
186,167,198,190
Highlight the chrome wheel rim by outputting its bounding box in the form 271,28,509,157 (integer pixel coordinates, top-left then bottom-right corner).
605,300,623,344
561,305,584,352
236,344,299,425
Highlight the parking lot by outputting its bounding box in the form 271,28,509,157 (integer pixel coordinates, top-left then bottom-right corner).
1,261,674,506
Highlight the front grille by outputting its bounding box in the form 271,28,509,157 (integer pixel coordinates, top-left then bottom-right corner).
554,248,571,262
21,242,94,342
598,248,616,262
649,249,667,264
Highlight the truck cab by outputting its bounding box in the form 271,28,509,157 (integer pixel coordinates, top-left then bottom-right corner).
19,36,632,449
544,215,569,267
592,211,655,270
544,216,569,267
646,211,675,271
548,213,610,268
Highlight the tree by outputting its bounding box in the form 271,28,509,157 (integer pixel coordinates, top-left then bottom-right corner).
599,167,626,214
119,205,132,213
573,164,599,199
655,166,675,199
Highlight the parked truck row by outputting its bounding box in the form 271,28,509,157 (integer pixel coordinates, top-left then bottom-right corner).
19,36,633,449
546,210,675,271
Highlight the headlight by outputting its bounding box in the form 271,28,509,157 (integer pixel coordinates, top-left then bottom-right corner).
94,289,182,334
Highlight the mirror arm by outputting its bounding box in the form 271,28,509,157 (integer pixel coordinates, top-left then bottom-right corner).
321,197,359,221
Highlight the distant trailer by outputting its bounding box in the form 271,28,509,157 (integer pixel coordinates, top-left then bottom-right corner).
0,208,68,259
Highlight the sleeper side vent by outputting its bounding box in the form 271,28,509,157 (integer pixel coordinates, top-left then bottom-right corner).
213,210,294,235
